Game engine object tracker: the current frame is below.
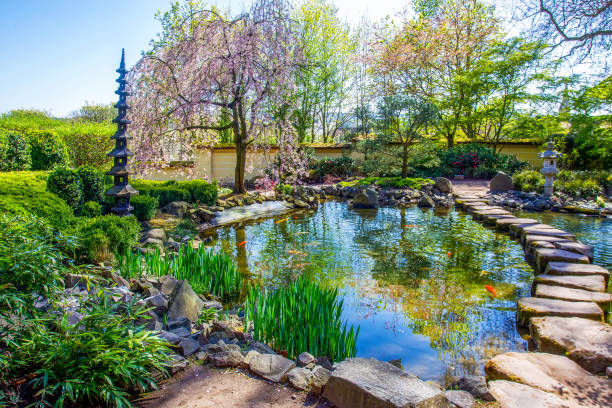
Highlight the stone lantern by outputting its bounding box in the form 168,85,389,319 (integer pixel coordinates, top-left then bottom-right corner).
538,140,562,197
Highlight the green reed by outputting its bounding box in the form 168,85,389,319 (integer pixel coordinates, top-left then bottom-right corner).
244,277,359,362
118,245,242,298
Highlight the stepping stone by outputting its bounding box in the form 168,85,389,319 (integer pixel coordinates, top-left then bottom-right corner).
533,274,606,293
520,227,576,244
482,214,515,225
484,352,612,408
529,317,612,375
455,198,487,207
534,248,589,273
552,241,594,261
535,284,612,309
509,222,553,238
524,234,571,248
495,217,538,231
488,380,570,408
466,205,501,213
517,297,603,327
545,262,610,285
472,209,512,220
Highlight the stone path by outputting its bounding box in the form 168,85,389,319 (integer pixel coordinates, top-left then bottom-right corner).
456,196,612,407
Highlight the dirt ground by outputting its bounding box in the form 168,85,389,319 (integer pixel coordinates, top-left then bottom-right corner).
137,365,332,408
451,179,490,197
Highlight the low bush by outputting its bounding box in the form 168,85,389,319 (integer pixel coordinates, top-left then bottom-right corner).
26,130,69,170
131,195,159,221
180,179,218,205
77,165,106,203
0,129,30,171
310,155,355,180
131,179,218,207
513,169,609,198
339,177,434,190
77,215,140,264
47,167,84,213
274,183,293,195
244,277,359,362
437,143,530,178
82,200,102,218
512,170,545,193
0,172,75,230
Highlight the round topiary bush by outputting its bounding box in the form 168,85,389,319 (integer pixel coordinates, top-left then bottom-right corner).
27,130,69,170
0,129,30,171
76,165,105,203
131,195,159,221
47,167,83,213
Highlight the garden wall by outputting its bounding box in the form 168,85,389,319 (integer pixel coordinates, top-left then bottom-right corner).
142,142,540,183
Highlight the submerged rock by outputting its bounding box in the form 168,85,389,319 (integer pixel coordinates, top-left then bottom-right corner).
322,358,449,408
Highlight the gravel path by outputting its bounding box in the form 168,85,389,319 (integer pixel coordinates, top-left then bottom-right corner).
452,179,490,197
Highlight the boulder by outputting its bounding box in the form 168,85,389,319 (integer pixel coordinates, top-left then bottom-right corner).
197,207,216,221
144,293,168,315
167,316,191,332
286,367,314,390
434,177,453,194
484,352,612,407
311,365,332,395
489,172,513,192
244,350,260,366
322,358,449,408
444,390,474,408
448,375,494,401
160,275,180,297
417,194,435,208
297,351,315,367
167,280,205,323
163,201,190,217
535,284,612,309
517,297,603,327
248,353,296,383
208,350,244,367
158,331,181,345
353,188,379,209
488,380,570,408
529,317,612,375
141,228,166,242
179,338,200,357
533,274,606,293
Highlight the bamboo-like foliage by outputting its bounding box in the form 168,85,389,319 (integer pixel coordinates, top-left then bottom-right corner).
244,277,359,362
118,245,242,298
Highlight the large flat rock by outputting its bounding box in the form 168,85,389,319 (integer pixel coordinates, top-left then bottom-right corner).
322,358,449,408
545,262,610,284
482,214,515,225
509,222,553,238
495,217,538,231
472,209,512,220
535,284,612,309
520,227,576,244
488,380,570,408
466,205,502,213
534,248,589,273
552,241,594,261
210,201,292,227
533,274,606,292
529,317,612,375
517,297,603,327
484,352,612,407
524,234,571,248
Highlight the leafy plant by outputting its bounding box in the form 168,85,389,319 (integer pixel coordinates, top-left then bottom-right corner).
47,167,84,214
196,307,219,324
77,215,140,263
512,170,545,193
26,130,69,170
82,201,102,218
310,155,355,180
180,180,218,205
131,195,159,221
274,183,293,196
244,277,359,362
0,129,30,171
76,165,106,204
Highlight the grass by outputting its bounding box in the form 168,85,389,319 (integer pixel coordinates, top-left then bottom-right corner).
244,277,359,362
118,245,243,299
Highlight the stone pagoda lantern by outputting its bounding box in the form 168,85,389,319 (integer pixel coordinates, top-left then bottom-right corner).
106,49,138,216
538,140,562,197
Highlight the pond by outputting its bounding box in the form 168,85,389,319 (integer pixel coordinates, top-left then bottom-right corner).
203,201,610,385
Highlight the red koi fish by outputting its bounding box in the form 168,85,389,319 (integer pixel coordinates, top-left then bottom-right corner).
485,284,498,298
237,241,247,247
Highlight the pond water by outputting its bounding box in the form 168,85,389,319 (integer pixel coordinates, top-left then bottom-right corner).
203,202,610,385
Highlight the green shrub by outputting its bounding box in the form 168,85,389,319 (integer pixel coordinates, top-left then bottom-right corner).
47,167,84,213
245,277,359,362
77,165,106,203
310,155,355,180
0,171,74,230
437,143,529,177
274,183,293,195
180,179,218,205
512,170,545,193
555,170,603,198
0,129,30,171
82,200,102,218
131,195,159,221
4,297,170,408
339,177,433,190
26,130,69,170
77,215,140,263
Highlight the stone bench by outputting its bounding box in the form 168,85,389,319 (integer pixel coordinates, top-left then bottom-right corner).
529,317,612,375
535,284,612,309
545,262,610,286
517,297,603,327
533,248,589,273
533,274,606,293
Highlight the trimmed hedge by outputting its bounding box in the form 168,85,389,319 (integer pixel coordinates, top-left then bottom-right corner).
131,195,159,221
131,178,217,207
47,167,84,213
76,215,140,263
27,130,69,170
0,171,74,230
76,165,105,203
180,180,218,205
0,129,30,171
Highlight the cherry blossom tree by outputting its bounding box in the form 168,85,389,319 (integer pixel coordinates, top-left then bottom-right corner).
129,0,303,193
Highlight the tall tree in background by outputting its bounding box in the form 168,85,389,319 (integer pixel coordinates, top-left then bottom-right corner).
292,0,357,143
130,0,301,193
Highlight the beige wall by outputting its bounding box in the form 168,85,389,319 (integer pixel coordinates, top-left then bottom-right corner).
142,143,542,182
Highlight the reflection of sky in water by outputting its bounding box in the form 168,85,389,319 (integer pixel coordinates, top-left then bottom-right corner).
209,202,543,384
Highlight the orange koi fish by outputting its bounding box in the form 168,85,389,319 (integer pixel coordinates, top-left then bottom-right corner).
287,250,307,256
447,252,452,257
403,224,419,227
275,218,288,224
237,241,247,247
485,284,498,298
294,263,311,268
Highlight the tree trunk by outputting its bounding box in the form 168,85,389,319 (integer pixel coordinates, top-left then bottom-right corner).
447,134,454,148
402,144,408,178
232,103,247,194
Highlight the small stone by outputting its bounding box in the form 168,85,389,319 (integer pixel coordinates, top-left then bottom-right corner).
297,351,315,367
170,327,191,338
169,354,188,374
310,366,332,395
208,350,244,367
167,316,191,332
444,390,474,408
158,331,181,345
387,359,403,370
315,356,333,371
196,351,209,362
417,194,435,208
448,375,494,401
144,293,168,314
287,367,314,390
179,338,200,357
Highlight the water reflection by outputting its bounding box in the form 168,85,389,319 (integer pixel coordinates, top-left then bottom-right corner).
208,202,534,384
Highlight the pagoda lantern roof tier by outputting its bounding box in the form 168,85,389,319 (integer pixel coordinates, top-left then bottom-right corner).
107,164,130,176
111,129,132,140
107,146,134,157
106,184,139,198
113,116,131,125
115,100,129,110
